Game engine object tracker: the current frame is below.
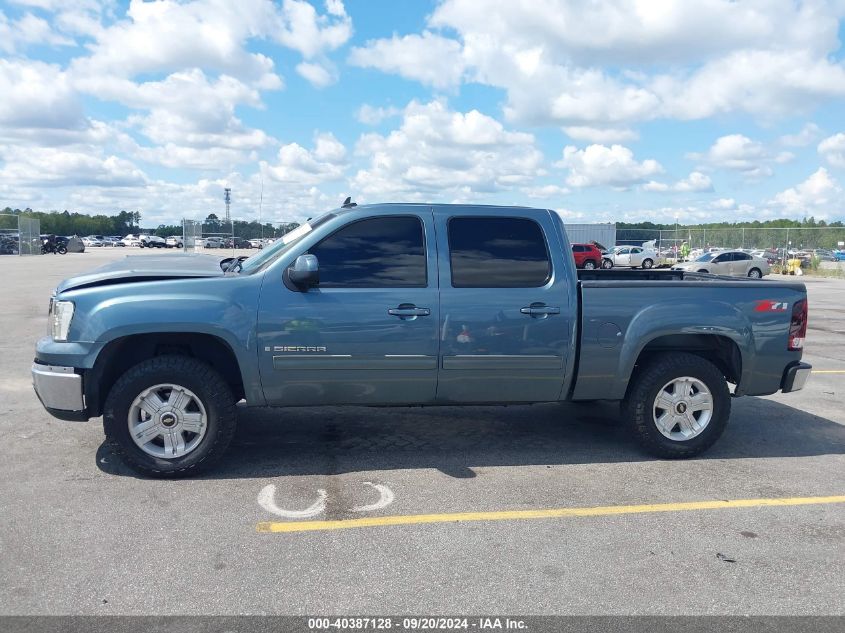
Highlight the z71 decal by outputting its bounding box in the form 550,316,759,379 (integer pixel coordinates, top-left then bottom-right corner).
755,300,789,312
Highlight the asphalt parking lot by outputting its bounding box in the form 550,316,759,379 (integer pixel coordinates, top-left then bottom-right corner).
1,248,843,615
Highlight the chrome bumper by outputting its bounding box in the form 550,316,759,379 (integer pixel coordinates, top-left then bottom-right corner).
781,362,812,393
31,363,84,411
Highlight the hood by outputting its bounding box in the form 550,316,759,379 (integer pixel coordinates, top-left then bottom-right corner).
57,253,226,292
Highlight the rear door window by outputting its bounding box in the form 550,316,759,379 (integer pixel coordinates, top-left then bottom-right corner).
448,217,551,288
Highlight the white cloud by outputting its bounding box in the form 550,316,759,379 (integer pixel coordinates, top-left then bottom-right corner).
555,144,662,188
351,100,543,198
818,133,845,169
688,134,788,179
0,11,74,53
644,171,713,193
353,0,845,128
780,123,822,147
769,168,843,218
0,59,84,130
356,104,402,125
0,145,147,188
349,32,465,90
563,126,639,143
274,0,352,59
262,132,347,185
296,61,336,88
69,0,280,82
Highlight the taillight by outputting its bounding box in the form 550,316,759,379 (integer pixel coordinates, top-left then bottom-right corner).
788,299,808,351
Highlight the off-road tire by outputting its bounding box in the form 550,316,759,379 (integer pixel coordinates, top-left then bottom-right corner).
103,355,237,477
622,352,730,458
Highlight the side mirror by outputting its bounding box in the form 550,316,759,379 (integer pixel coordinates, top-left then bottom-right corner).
287,254,319,290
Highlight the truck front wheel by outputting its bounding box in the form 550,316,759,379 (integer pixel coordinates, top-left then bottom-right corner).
622,352,730,458
102,355,237,477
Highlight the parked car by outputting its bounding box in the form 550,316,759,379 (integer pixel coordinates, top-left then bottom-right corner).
203,237,225,249
121,234,142,247
224,237,252,249
82,236,103,247
607,245,658,269
672,250,770,278
165,236,184,248
811,249,838,262
834,251,845,261
32,203,810,477
248,239,267,249
139,234,166,248
571,243,603,269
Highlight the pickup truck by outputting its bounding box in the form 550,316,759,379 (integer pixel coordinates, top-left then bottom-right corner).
32,203,811,477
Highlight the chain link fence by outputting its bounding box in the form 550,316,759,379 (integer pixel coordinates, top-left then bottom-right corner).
0,214,41,255
617,227,845,254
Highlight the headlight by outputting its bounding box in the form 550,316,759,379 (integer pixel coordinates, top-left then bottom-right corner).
50,300,74,341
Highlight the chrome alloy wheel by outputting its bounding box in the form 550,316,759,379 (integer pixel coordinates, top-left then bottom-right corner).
128,383,207,458
652,376,713,441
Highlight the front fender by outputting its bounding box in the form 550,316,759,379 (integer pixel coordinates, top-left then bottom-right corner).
58,277,262,403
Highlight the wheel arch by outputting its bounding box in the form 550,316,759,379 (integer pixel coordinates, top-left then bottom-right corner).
627,334,742,399
86,332,246,417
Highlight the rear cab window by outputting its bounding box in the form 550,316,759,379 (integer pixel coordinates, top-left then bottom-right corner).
447,216,551,288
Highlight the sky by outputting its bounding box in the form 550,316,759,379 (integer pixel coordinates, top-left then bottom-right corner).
1,0,845,227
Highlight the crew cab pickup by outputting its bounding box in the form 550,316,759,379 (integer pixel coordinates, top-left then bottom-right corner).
32,204,811,476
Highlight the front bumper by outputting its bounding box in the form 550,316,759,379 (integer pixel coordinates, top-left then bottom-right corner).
31,362,87,420
781,361,812,393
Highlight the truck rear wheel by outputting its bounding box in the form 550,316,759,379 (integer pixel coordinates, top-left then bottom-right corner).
622,352,730,458
103,355,237,477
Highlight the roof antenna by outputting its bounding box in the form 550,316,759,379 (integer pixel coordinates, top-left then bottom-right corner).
341,196,357,208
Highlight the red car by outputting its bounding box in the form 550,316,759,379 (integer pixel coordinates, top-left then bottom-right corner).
571,243,603,269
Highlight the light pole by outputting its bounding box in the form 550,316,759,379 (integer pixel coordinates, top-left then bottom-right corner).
674,213,679,261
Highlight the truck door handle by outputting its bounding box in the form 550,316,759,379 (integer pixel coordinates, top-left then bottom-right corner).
520,304,560,317
388,304,431,319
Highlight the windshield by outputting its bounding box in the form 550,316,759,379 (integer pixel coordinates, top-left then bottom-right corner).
695,253,715,262
238,213,334,274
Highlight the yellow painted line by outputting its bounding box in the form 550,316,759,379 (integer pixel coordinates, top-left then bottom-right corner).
256,495,845,534
812,370,845,374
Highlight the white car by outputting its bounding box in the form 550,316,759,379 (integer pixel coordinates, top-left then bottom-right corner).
672,250,770,278
607,245,658,269
121,234,142,247
203,237,224,249
165,236,184,248
248,239,265,249
82,236,103,247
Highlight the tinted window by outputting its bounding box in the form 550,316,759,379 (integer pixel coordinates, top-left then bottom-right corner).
735,252,751,260
309,216,426,288
572,244,585,252
448,217,551,288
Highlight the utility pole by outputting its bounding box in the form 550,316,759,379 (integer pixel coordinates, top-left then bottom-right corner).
224,188,231,223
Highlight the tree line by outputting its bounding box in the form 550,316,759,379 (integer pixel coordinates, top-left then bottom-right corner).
1,208,299,240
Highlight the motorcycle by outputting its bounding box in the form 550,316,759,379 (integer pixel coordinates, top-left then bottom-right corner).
41,236,67,255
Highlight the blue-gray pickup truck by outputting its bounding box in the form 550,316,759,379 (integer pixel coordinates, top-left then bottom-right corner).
32,204,811,476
